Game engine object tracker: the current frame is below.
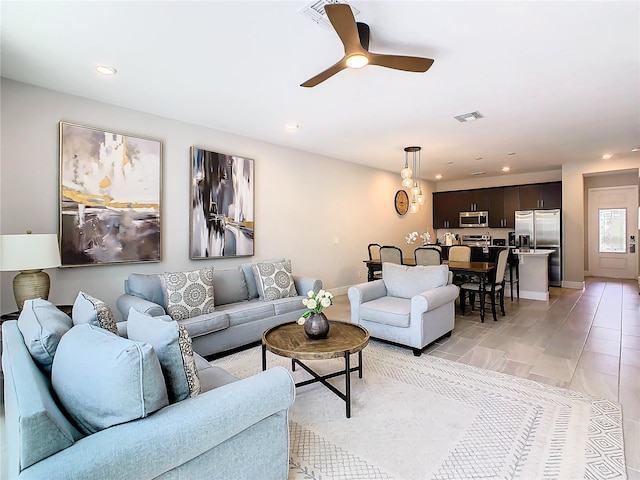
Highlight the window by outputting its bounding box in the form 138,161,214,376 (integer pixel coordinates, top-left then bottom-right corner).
599,208,626,253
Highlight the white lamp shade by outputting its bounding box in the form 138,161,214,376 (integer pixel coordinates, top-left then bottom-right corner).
0,234,61,271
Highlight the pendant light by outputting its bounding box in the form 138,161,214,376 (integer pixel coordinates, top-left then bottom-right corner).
402,146,422,213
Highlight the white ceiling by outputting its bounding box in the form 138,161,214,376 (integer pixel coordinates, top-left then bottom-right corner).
2,1,639,182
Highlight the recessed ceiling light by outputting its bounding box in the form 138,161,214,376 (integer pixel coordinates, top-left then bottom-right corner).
435,174,442,180
507,152,516,156
631,147,640,152
285,123,299,131
446,161,454,165
95,65,117,76
502,166,511,172
602,153,612,160
475,157,483,161
470,171,485,176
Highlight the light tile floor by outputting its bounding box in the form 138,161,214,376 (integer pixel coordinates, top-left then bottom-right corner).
334,277,640,479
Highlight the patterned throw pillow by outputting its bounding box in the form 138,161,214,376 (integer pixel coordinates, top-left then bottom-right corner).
127,308,201,402
72,291,118,335
162,267,215,321
252,260,298,301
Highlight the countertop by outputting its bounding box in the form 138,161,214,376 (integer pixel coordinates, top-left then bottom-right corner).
513,249,555,256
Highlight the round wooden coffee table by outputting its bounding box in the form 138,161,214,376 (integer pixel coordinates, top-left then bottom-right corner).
262,320,369,418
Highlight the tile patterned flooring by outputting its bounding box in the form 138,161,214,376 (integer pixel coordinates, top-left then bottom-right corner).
333,277,640,478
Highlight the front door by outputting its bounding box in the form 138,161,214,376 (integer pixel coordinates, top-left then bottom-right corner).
588,186,638,278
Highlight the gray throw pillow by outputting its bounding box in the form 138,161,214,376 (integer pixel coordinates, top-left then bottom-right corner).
162,267,216,320
17,298,73,373
252,259,298,301
51,324,169,435
72,291,118,334
127,308,201,403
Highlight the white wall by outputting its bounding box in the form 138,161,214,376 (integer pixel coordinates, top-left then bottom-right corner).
0,79,432,316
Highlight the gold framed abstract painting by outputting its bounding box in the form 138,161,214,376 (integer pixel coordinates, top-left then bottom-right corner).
190,147,254,259
59,122,162,267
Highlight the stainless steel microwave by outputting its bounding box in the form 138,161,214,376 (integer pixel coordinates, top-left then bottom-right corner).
459,211,489,228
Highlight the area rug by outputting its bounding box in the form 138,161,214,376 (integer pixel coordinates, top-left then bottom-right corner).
211,341,627,480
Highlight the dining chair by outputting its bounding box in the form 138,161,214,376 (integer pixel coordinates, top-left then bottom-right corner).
379,246,403,265
459,248,509,322
448,245,471,262
367,243,383,280
414,246,442,266
447,245,472,285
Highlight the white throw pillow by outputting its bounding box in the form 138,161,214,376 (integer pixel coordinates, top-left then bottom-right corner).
162,267,215,320
252,259,298,301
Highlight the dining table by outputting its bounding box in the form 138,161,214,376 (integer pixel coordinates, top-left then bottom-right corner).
362,259,496,323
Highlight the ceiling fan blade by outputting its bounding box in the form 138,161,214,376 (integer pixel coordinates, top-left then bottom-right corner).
368,53,434,73
324,3,365,54
300,58,348,87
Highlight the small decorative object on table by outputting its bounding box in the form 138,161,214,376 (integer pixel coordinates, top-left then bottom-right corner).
297,289,334,339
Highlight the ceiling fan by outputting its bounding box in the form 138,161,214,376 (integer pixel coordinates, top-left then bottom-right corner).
300,3,434,88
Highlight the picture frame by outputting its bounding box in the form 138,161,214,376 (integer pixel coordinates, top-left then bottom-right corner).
59,122,162,267
190,147,254,259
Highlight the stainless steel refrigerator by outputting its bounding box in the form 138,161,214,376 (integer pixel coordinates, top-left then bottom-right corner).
515,209,562,286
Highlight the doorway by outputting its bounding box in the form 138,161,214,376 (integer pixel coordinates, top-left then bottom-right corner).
588,186,638,278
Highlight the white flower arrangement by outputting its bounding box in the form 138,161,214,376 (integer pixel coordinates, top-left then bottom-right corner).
297,289,334,325
405,231,431,245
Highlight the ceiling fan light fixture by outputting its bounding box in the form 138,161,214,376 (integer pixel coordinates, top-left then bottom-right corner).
346,54,368,69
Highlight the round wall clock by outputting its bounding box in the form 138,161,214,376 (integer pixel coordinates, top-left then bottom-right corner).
394,190,409,216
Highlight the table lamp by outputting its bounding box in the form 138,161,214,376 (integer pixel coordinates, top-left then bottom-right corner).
0,232,61,311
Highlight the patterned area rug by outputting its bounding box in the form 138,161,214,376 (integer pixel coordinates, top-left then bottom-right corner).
211,341,627,480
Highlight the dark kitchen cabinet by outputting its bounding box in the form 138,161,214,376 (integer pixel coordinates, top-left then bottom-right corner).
433,191,459,229
519,182,562,210
503,186,520,227
488,186,519,228
457,189,489,212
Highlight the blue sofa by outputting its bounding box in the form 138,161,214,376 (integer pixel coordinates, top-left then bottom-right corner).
2,318,295,479
117,262,322,357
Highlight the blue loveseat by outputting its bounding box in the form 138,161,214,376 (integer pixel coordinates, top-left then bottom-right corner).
2,310,295,479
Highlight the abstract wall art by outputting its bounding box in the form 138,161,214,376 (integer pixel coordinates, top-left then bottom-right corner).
190,147,254,259
59,122,161,266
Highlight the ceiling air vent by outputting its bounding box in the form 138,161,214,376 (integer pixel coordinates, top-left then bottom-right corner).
455,111,484,122
299,0,359,29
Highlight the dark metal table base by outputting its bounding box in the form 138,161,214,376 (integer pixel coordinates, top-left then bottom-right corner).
262,346,363,418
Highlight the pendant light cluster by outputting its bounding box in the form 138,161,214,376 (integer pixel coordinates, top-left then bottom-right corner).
400,146,424,214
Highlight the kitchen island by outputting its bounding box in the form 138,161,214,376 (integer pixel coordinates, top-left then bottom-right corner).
515,249,554,301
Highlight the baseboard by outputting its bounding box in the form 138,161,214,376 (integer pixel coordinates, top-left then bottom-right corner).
517,290,550,301
562,280,585,289
330,285,352,296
